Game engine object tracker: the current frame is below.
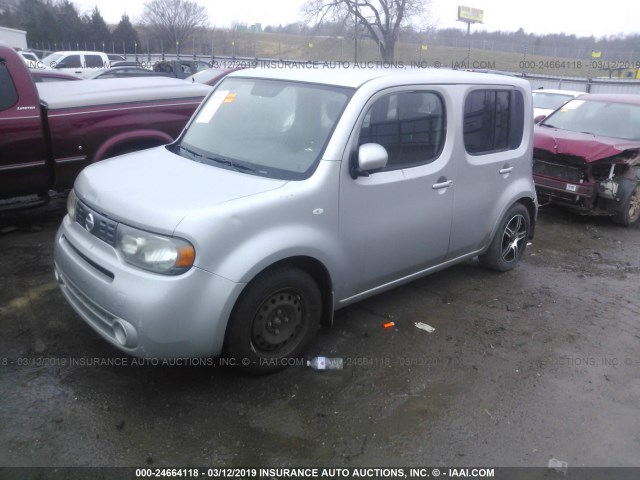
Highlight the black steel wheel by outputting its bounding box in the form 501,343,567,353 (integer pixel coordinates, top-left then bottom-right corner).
224,266,321,374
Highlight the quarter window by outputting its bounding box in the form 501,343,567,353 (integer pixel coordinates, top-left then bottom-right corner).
464,89,524,154
359,91,446,170
0,60,18,111
84,55,105,68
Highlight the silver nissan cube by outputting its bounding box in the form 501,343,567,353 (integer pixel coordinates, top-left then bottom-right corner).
54,67,537,373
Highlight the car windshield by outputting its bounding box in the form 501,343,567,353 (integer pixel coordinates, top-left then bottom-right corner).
41,53,63,67
178,77,353,179
542,99,640,140
532,92,576,110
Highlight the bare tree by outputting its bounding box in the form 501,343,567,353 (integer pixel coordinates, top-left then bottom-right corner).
140,0,208,54
303,0,428,62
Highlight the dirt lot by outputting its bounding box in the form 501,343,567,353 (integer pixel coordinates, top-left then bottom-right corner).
1,198,639,470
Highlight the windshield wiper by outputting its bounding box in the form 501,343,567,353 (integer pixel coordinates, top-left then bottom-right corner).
206,156,257,173
176,144,202,160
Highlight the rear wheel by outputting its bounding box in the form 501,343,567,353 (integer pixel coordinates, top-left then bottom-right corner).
479,203,531,272
224,266,321,374
613,181,640,226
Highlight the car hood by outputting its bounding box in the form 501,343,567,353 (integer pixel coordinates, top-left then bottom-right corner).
74,146,287,233
533,107,554,118
534,126,640,163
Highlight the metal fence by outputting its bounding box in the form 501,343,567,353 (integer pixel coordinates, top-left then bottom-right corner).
27,33,640,95
525,74,640,94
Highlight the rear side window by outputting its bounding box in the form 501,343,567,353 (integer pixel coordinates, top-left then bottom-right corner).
359,91,446,170
464,89,524,154
85,55,105,68
0,60,19,111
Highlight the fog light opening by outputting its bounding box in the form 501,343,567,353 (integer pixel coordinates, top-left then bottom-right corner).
113,321,128,346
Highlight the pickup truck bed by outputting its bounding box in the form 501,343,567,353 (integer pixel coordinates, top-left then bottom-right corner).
38,76,211,109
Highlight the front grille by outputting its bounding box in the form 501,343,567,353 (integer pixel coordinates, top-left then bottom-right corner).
76,201,118,246
533,159,585,183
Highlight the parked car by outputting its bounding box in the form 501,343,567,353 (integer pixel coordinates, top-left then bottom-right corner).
532,88,585,119
17,50,39,67
40,50,110,77
55,68,537,373
84,66,172,80
107,54,126,63
153,60,211,79
533,94,640,225
186,67,243,86
29,68,80,83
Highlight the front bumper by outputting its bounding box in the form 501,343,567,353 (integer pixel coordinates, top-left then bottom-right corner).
533,173,597,210
54,215,245,358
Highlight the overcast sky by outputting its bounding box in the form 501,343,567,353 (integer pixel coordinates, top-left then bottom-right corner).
73,0,640,39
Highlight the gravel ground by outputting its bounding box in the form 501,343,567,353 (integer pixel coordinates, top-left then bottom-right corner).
1,199,639,470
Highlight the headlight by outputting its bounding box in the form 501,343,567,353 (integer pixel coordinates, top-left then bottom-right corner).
116,224,195,275
66,189,77,220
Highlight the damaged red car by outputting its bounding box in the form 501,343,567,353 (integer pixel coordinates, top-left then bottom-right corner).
533,94,640,225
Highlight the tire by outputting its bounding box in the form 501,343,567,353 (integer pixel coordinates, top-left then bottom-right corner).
612,181,640,226
479,203,531,272
224,266,322,374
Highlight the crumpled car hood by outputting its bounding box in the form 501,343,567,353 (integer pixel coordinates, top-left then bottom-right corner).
534,126,640,163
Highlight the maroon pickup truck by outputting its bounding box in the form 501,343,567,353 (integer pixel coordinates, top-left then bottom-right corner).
0,43,212,204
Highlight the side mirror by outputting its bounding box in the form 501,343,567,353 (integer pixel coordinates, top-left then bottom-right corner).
534,114,546,124
351,143,388,179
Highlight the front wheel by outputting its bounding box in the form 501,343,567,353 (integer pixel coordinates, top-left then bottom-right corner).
479,203,531,272
224,266,322,374
612,181,640,226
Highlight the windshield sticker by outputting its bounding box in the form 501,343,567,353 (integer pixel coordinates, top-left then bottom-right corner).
194,90,230,123
224,92,237,103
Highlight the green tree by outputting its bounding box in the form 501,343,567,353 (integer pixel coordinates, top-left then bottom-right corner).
54,0,84,45
14,0,62,47
83,7,112,47
111,13,139,53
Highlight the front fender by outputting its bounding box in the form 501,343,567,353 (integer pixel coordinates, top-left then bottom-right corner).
210,224,343,288
94,129,173,161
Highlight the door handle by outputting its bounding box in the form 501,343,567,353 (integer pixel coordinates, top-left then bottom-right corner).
432,180,453,190
499,167,514,174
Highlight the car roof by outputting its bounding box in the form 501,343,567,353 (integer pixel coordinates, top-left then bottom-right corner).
47,51,106,55
576,93,640,105
533,89,586,96
227,66,531,89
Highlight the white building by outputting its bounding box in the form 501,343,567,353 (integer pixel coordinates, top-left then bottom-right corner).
0,25,27,49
